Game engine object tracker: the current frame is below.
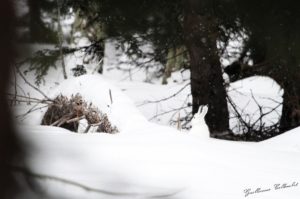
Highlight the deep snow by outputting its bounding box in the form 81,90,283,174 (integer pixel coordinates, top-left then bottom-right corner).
10,42,299,199
12,74,300,199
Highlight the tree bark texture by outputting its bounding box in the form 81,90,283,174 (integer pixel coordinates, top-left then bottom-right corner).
183,0,229,134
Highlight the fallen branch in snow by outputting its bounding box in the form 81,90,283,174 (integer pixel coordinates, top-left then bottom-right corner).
50,114,73,126
66,116,85,123
82,122,104,133
11,165,183,198
90,122,103,127
84,124,91,133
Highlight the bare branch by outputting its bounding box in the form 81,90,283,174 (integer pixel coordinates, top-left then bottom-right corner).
139,83,190,106
66,116,85,123
109,89,113,104
6,93,52,103
227,95,250,129
15,66,52,101
84,124,91,133
90,122,103,127
16,105,48,119
149,105,190,121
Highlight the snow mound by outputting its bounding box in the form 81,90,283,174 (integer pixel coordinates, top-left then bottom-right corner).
15,74,149,133
261,127,300,151
49,75,148,132
12,71,300,199
18,125,300,199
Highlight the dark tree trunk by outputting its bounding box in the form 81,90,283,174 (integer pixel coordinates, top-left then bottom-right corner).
27,0,57,43
28,0,43,42
276,58,300,131
183,0,229,134
279,77,300,132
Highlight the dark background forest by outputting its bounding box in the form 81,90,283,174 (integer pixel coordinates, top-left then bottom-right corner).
18,0,300,139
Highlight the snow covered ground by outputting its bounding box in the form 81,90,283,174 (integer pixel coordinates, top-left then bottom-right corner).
10,43,300,199
17,124,300,199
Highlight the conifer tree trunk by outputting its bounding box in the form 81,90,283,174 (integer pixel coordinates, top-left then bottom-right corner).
28,0,43,42
278,69,300,131
183,0,229,134
27,0,57,43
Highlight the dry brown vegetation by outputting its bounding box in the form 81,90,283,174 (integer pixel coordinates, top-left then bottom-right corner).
42,94,118,133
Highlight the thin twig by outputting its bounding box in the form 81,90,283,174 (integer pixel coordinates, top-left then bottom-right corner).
149,106,190,121
138,83,190,106
6,98,51,105
84,124,91,133
57,117,70,127
90,122,103,127
51,116,66,126
66,116,85,123
169,93,191,123
91,58,103,74
15,66,52,101
109,89,113,104
16,105,48,119
120,49,188,82
6,93,52,103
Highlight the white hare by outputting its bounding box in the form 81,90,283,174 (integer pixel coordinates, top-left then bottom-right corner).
189,105,210,138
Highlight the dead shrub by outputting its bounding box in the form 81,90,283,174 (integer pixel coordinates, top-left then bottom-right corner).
96,113,118,134
41,93,118,133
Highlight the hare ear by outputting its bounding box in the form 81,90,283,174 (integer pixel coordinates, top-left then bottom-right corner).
200,105,208,117
197,105,204,114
